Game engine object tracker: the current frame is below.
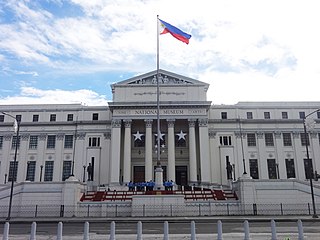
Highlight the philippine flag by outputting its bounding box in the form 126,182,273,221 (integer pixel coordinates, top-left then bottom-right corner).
159,19,192,44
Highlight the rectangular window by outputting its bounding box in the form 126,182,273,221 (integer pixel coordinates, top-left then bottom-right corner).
44,161,54,181
50,114,56,122
265,133,274,146
67,114,73,121
264,112,270,119
317,111,320,119
64,135,74,148
282,133,292,146
267,159,277,179
249,159,259,179
47,135,56,149
29,136,38,149
247,133,256,147
0,115,4,122
89,137,100,147
304,158,314,179
62,161,72,181
246,112,253,119
221,112,227,119
299,112,305,119
26,161,36,181
285,159,296,178
92,113,99,121
301,133,310,146
11,136,21,149
33,115,39,122
0,136,3,149
282,112,288,119
15,115,21,122
8,161,18,182
219,136,232,146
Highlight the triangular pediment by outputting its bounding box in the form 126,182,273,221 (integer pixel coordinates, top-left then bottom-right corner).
113,69,208,87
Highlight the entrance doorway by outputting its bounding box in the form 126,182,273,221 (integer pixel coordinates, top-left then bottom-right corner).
176,166,188,186
133,166,145,183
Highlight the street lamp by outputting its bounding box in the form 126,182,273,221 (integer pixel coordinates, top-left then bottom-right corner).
303,108,320,218
1,112,20,221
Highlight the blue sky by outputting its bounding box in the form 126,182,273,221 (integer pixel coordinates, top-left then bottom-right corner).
0,0,320,106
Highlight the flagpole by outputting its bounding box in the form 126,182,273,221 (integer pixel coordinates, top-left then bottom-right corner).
155,15,164,190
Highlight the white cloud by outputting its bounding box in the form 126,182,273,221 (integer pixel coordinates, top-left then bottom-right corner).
0,87,109,106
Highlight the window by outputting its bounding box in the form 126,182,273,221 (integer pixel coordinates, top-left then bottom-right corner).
44,161,54,181
33,115,39,122
89,137,100,147
26,161,36,181
246,112,253,119
11,136,21,149
264,112,270,119
92,113,99,121
249,159,259,179
299,112,305,119
282,133,292,146
67,114,73,121
50,114,56,122
317,112,320,119
220,136,232,146
15,115,21,122
221,112,227,119
282,112,288,119
0,136,3,149
285,159,296,178
247,133,256,147
304,158,313,179
0,115,4,122
265,133,274,146
62,161,72,181
29,136,38,149
8,161,18,182
134,135,145,147
64,135,74,148
47,135,56,149
301,133,310,146
267,159,277,179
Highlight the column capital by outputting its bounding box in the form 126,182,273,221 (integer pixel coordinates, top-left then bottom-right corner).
104,130,111,139
198,118,208,127
124,119,132,128
188,119,196,127
144,119,153,128
167,119,175,128
235,131,246,139
57,133,64,140
293,131,300,139
39,134,47,141
21,134,30,141
76,132,86,140
112,119,122,128
274,131,282,139
208,129,216,139
256,132,264,139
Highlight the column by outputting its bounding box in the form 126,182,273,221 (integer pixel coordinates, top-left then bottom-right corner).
123,120,132,184
292,131,304,179
145,119,153,181
167,119,175,182
198,118,211,184
19,134,29,182
188,119,197,184
274,131,285,179
310,132,319,172
54,133,64,181
256,132,268,179
109,119,122,186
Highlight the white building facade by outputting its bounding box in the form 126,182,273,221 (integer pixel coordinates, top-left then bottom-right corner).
0,70,320,191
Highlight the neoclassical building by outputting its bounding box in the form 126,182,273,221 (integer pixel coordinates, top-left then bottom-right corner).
1,69,320,190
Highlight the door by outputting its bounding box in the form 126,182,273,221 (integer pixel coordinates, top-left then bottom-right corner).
176,166,188,186
133,166,145,183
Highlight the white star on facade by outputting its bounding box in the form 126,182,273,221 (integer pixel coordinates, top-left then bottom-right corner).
176,130,187,141
154,132,165,140
133,131,144,141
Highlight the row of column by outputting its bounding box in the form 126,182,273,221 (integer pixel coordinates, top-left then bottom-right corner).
109,118,211,186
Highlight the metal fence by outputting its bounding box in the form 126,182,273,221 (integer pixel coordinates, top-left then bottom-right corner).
0,202,318,219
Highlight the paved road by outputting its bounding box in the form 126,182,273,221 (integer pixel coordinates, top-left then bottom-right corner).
1,219,320,239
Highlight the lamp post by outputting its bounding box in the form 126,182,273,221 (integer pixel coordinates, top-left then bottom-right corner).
303,109,320,218
1,112,20,221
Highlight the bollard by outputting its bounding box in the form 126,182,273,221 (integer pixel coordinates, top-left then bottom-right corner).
271,219,277,240
3,222,9,240
191,221,196,240
83,221,89,240
217,220,223,240
30,222,37,240
57,222,63,240
297,219,304,240
243,220,250,240
110,221,116,240
164,221,169,240
137,221,142,240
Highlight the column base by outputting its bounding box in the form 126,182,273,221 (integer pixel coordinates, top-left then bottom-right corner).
154,166,164,190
